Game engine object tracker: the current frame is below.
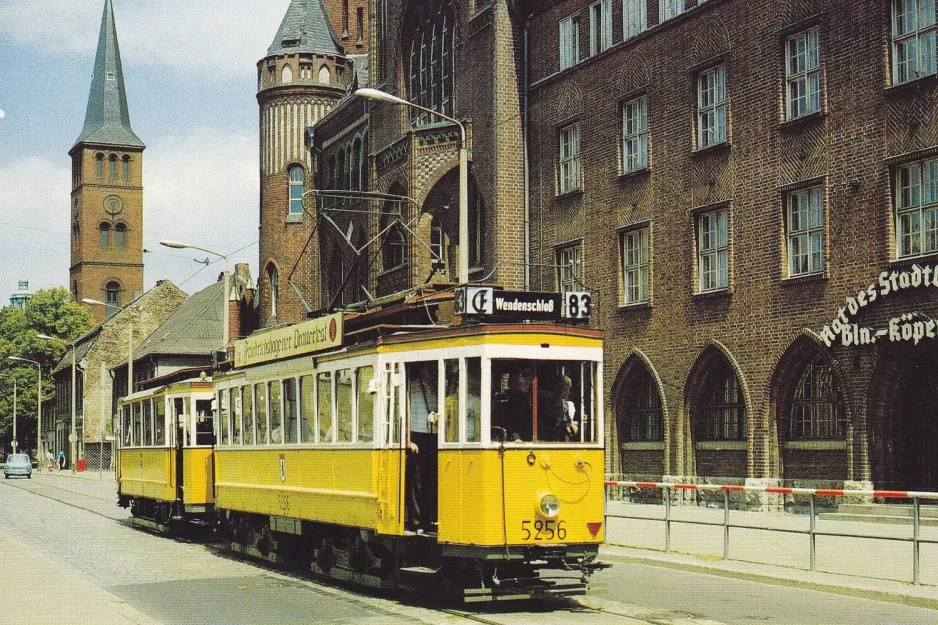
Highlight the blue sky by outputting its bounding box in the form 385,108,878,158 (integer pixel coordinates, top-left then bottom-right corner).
0,0,295,306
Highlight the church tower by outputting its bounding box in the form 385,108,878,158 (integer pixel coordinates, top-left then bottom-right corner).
257,0,351,327
69,0,144,324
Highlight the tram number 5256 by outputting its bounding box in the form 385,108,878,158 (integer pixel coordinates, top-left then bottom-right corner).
521,519,567,541
565,292,592,319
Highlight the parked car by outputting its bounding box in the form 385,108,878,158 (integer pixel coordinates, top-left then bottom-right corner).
4,453,32,479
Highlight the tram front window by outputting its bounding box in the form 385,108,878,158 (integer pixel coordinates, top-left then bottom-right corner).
491,359,597,444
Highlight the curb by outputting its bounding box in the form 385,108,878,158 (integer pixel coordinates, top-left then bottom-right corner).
598,545,938,611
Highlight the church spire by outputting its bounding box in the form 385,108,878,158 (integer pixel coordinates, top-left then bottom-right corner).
267,0,345,57
72,0,144,151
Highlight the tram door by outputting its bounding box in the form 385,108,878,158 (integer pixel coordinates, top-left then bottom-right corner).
405,361,439,532
174,397,187,501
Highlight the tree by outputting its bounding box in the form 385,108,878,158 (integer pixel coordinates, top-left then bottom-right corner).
0,288,92,456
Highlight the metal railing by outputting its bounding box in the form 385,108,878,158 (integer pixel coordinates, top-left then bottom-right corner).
604,479,938,585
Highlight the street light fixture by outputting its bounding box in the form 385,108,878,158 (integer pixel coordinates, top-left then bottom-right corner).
37,333,78,472
160,240,230,352
8,356,41,468
355,87,469,284
0,375,17,454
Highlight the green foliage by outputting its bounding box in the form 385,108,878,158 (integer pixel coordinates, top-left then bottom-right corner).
0,288,93,454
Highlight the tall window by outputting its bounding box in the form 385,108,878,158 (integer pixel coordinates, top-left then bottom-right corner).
559,14,580,70
697,66,727,149
384,225,405,270
288,165,304,216
892,0,937,85
109,154,118,179
95,153,104,179
105,281,120,316
787,186,825,276
589,0,612,56
622,96,649,173
697,208,729,292
267,264,279,318
115,223,127,249
408,0,456,122
786,28,822,119
558,244,583,293
895,157,938,258
659,0,684,23
790,355,845,439
623,368,662,442
282,65,293,84
99,222,110,248
621,226,650,304
559,123,581,194
468,180,485,268
122,156,130,181
624,0,647,39
699,363,745,441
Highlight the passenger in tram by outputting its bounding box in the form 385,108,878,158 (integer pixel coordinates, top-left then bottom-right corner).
406,362,439,531
539,374,579,442
493,365,535,442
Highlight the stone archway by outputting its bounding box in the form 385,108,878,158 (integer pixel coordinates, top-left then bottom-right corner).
611,351,668,479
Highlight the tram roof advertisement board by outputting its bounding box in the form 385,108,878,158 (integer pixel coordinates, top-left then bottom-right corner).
235,312,344,367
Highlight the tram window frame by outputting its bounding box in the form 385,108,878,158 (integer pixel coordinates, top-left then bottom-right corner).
357,366,375,443
254,382,268,445
269,379,283,444
155,396,166,446
444,359,460,443
336,368,354,443
380,362,401,447
133,401,143,447
318,371,334,443
218,389,230,446
230,388,242,444
466,357,481,443
284,377,298,444
142,398,153,446
121,405,131,447
173,397,188,446
300,374,316,442
242,385,254,445
195,398,213,446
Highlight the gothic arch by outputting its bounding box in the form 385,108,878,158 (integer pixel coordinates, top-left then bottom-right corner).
610,348,670,477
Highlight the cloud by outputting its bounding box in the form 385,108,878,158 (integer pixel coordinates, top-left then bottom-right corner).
0,110,6,119
0,0,290,75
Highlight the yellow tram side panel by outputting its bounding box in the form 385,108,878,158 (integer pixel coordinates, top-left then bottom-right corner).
215,448,405,534
437,448,605,547
117,448,174,502
181,447,215,505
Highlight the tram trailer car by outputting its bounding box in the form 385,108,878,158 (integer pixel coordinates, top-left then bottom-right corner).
213,316,607,601
116,379,216,530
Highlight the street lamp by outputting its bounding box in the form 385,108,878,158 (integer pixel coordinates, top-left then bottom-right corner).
355,87,469,284
37,333,78,472
160,240,230,351
1,375,17,454
8,356,41,468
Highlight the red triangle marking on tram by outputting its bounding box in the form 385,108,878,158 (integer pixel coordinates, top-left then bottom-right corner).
587,522,603,537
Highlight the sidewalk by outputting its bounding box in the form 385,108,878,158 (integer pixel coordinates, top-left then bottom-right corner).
602,502,938,611
0,528,161,625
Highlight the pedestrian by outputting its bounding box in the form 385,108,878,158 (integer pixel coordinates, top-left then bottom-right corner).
56,450,66,470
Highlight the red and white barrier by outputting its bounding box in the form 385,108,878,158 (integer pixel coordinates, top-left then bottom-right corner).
604,480,938,500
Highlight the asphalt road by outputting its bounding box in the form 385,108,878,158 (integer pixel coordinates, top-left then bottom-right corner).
2,473,937,625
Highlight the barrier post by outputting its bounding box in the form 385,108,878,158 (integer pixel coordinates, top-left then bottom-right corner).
913,497,921,585
809,493,816,572
723,489,730,560
665,485,672,553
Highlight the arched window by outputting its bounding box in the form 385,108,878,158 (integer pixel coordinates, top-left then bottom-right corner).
99,222,110,248
288,166,304,215
430,215,445,269
122,156,130,181
267,264,279,319
621,367,663,442
407,0,457,123
697,362,745,441
791,355,845,439
381,209,405,271
358,137,367,192
109,154,118,179
95,153,104,179
282,65,293,84
319,65,331,84
115,223,127,248
105,281,120,316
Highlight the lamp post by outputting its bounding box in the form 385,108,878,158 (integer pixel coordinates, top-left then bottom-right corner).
8,356,41,469
355,87,469,284
38,334,78,472
160,240,230,351
1,375,17,454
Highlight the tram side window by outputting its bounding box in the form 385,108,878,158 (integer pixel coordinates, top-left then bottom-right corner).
134,402,143,447
231,388,242,444
255,382,268,445
121,405,131,447
444,359,460,443
242,386,254,445
467,358,481,443
155,397,166,446
174,398,188,446
218,390,230,446
318,371,333,443
283,378,298,443
269,380,283,444
357,366,374,443
381,363,401,446
143,399,153,446
300,375,315,442
195,399,213,445
336,369,353,442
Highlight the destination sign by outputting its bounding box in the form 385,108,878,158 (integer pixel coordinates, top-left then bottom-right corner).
456,287,563,320
235,312,343,367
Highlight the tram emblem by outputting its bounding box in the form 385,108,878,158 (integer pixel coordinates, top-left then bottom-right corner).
455,287,494,316
279,454,286,483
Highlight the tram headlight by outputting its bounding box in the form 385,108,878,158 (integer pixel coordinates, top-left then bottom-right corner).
538,493,560,518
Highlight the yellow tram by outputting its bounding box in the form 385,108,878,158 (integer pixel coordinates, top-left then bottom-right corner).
212,292,607,600
116,377,216,530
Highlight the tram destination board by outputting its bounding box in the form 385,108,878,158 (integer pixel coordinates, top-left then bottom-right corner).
455,287,589,321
